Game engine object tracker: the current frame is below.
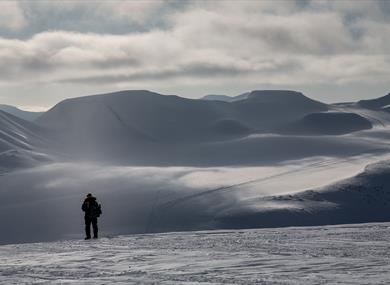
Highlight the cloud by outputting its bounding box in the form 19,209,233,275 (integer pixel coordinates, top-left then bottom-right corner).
0,1,26,31
96,1,166,24
0,0,388,91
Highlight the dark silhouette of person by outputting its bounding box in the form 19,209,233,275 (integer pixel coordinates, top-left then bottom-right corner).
82,193,101,240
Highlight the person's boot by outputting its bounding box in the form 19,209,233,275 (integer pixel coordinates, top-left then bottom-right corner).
84,236,91,240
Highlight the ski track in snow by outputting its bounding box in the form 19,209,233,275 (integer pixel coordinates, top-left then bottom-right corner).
1,223,390,284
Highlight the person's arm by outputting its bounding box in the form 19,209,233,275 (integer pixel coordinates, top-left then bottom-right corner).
82,202,87,212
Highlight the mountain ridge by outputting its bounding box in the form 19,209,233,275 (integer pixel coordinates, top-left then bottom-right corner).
0,104,43,121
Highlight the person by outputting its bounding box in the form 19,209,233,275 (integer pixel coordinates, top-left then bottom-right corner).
81,193,102,240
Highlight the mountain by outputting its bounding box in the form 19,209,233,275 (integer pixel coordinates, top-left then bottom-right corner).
201,92,250,102
201,94,236,102
357,93,390,110
0,111,51,170
0,104,43,121
1,89,390,246
280,112,372,135
234,90,327,129
2,89,389,167
37,89,327,139
34,89,329,164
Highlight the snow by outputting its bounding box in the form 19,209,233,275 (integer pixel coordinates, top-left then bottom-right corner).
2,90,390,247
1,222,389,284
0,105,43,122
1,153,390,245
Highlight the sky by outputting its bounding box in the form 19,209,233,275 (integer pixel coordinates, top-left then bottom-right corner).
0,0,389,111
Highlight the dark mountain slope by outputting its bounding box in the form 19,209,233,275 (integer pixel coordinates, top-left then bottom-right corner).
280,112,372,135
358,93,390,110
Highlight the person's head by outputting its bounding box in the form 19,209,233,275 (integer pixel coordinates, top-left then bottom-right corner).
86,193,92,198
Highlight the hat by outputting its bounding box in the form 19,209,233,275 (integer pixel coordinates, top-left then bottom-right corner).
86,193,92,197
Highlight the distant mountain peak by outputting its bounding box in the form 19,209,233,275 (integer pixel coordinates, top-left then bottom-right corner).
248,90,304,99
200,92,249,102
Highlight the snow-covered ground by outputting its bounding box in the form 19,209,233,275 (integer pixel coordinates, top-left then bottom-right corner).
1,222,390,284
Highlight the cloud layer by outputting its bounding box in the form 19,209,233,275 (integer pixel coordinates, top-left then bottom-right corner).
0,0,389,107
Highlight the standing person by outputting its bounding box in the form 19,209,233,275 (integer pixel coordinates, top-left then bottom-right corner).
82,193,102,240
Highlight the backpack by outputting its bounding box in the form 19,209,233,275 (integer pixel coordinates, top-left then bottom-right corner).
91,203,102,218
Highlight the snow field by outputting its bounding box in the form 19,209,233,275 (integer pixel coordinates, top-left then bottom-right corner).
1,222,389,284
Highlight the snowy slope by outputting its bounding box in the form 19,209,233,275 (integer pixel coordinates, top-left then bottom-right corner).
281,112,372,135
0,104,43,121
358,92,390,110
1,222,389,284
216,159,390,229
0,110,51,170
1,156,390,245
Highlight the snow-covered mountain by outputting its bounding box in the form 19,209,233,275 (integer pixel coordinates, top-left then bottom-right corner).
0,104,43,121
33,89,332,164
37,90,327,141
358,92,390,110
201,92,250,102
0,110,51,170
281,112,372,135
1,89,390,245
30,89,390,166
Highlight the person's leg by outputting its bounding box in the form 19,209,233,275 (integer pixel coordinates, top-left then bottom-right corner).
85,217,92,239
92,217,98,238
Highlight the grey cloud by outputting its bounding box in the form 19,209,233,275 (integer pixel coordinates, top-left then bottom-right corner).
0,1,26,32
57,60,302,85
58,64,256,84
0,0,388,99
0,0,186,38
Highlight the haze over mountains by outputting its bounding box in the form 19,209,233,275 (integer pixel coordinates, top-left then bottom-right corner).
1,89,390,244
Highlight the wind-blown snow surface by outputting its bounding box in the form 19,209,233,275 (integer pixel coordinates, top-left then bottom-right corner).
1,222,390,284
